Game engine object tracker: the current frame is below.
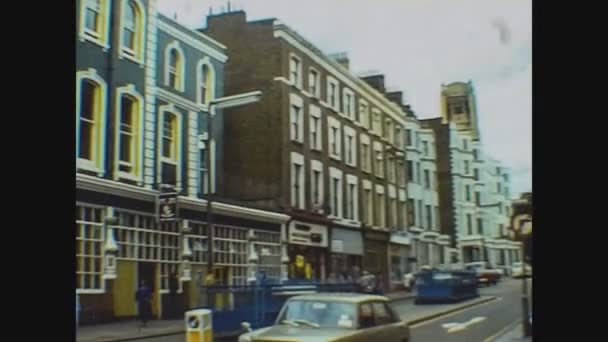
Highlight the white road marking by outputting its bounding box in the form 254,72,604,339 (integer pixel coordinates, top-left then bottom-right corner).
442,317,487,334
441,323,459,329
410,299,497,328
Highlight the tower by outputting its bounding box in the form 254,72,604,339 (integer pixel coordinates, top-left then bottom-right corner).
440,81,481,141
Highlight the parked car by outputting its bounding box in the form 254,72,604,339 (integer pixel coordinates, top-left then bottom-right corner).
239,293,410,342
511,262,532,278
402,266,435,290
464,262,502,286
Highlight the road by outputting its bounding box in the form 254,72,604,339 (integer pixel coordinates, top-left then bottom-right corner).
134,278,531,342
407,278,532,342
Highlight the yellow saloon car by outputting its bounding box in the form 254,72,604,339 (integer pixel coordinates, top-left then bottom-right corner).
238,293,410,342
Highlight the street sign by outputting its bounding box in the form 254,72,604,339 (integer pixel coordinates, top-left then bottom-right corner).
157,192,179,222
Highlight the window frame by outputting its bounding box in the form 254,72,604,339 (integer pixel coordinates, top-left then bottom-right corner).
291,152,305,209
371,109,382,136
344,125,357,167
76,69,108,175
309,104,322,151
308,67,320,98
79,0,111,49
362,180,373,225
328,116,342,161
346,174,359,221
114,84,145,183
326,76,340,111
196,58,215,107
290,94,304,143
374,141,384,179
329,167,344,218
376,185,386,228
360,134,371,173
310,160,324,209
342,88,355,121
358,99,369,128
289,53,303,89
156,104,183,190
118,0,146,64
164,41,186,92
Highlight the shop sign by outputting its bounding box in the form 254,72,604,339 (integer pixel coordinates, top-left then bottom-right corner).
364,230,390,242
289,221,328,247
331,240,344,253
156,192,178,222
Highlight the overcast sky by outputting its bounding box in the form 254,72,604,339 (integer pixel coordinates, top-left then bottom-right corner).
158,0,532,197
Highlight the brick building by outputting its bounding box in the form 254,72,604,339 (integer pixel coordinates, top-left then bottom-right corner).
202,11,415,290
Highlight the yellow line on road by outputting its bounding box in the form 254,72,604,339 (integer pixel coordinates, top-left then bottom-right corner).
483,319,521,342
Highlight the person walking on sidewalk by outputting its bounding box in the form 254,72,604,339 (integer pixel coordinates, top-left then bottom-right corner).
135,281,152,327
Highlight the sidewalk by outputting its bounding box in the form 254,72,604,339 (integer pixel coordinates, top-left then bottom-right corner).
75,290,414,342
492,323,532,342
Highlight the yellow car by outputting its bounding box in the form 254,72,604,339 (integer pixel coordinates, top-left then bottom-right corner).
239,293,410,342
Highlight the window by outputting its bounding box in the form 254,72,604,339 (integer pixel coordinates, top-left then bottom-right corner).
346,176,358,221
311,160,324,209
165,42,184,91
120,0,145,62
475,191,481,206
394,127,402,148
158,107,182,187
465,185,471,201
497,182,502,193
424,169,430,189
344,127,357,167
363,184,373,225
77,71,107,173
434,171,438,190
328,117,341,160
417,200,423,229
385,119,393,143
197,60,215,105
425,205,432,230
115,86,144,180
466,214,473,235
422,141,429,156
464,160,470,175
473,149,479,161
327,77,339,110
330,168,343,218
387,156,396,183
359,100,369,128
291,153,305,209
359,303,374,329
462,139,468,151
198,140,208,195
405,129,412,146
76,205,104,292
416,162,421,184
474,168,479,181
400,200,407,227
289,55,302,88
374,143,384,178
361,143,371,172
372,302,397,326
372,109,382,135
407,160,414,182
308,68,319,97
499,224,505,236
290,94,304,143
477,218,484,235
343,89,355,120
434,206,440,230
376,192,386,228
389,197,397,229
80,0,110,47
407,199,415,227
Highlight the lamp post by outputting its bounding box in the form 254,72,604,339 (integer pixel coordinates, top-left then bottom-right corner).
204,91,263,275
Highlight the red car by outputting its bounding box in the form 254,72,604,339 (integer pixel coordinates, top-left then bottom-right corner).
464,262,502,286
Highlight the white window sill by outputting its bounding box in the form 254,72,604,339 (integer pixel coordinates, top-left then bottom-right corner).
77,159,103,176
375,174,385,179
362,168,372,174
116,172,144,184
79,31,110,51
302,90,313,97
330,154,342,162
291,138,305,144
76,288,105,294
310,146,323,152
345,161,357,168
119,49,145,66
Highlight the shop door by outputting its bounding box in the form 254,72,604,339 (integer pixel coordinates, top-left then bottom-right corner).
137,262,159,318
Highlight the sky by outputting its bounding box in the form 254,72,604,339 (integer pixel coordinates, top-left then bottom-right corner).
158,0,532,197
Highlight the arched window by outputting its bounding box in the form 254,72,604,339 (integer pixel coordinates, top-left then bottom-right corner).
197,59,215,105
76,69,107,173
165,43,185,91
115,85,144,181
121,0,145,62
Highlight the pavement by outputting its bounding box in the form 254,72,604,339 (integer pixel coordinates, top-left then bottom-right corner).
491,322,532,342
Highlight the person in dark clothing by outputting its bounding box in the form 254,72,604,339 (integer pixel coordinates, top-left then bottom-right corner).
168,273,179,319
135,281,152,327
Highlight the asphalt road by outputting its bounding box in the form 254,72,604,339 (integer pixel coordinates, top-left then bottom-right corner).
407,278,532,342
135,278,531,342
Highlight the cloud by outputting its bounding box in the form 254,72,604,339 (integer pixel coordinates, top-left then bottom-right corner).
157,0,532,195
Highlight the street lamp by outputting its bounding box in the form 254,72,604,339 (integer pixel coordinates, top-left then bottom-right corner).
204,91,263,276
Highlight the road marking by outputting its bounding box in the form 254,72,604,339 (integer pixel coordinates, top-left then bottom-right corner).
442,317,487,333
409,298,498,328
483,319,521,342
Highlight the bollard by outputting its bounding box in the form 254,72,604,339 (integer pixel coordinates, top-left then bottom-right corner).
185,309,212,342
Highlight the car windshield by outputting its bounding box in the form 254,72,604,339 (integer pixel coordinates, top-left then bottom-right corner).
276,300,357,329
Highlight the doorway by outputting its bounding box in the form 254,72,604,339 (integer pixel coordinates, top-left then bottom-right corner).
138,262,157,318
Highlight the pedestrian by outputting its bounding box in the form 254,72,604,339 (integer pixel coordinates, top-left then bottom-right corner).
135,280,152,327
168,272,179,319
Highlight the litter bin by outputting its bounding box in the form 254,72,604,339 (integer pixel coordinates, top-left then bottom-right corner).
185,309,212,342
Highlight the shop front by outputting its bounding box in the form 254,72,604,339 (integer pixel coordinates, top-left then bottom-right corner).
363,229,390,292
287,220,329,282
389,233,411,290
329,227,364,283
